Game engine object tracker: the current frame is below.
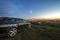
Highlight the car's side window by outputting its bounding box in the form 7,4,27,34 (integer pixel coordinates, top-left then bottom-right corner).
16,19,24,23
16,19,20,23
6,18,16,23
20,19,24,23
23,20,27,23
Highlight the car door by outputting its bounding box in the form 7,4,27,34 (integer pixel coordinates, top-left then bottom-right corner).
23,20,30,27
16,19,25,29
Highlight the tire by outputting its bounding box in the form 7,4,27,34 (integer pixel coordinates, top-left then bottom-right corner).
7,27,17,37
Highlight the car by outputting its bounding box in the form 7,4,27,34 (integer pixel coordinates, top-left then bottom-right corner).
0,17,31,37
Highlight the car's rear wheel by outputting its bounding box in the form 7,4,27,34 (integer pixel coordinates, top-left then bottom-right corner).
8,27,17,37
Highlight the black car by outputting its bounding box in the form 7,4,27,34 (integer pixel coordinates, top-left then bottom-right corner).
0,17,31,37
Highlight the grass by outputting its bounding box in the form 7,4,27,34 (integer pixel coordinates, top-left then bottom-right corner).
1,23,60,40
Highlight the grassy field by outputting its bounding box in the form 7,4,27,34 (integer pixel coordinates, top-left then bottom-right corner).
0,23,60,40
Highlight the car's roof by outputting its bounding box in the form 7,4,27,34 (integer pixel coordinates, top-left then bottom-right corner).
0,17,23,20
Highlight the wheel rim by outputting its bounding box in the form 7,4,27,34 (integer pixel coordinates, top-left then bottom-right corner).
9,28,17,37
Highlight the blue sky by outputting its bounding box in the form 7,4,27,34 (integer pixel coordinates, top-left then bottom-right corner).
0,0,60,19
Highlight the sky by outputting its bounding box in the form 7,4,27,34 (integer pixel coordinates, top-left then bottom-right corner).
0,0,60,19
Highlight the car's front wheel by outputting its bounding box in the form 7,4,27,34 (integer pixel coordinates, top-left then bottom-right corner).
8,27,17,37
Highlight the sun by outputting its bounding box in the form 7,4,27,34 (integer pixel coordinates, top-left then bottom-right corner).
43,12,60,19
